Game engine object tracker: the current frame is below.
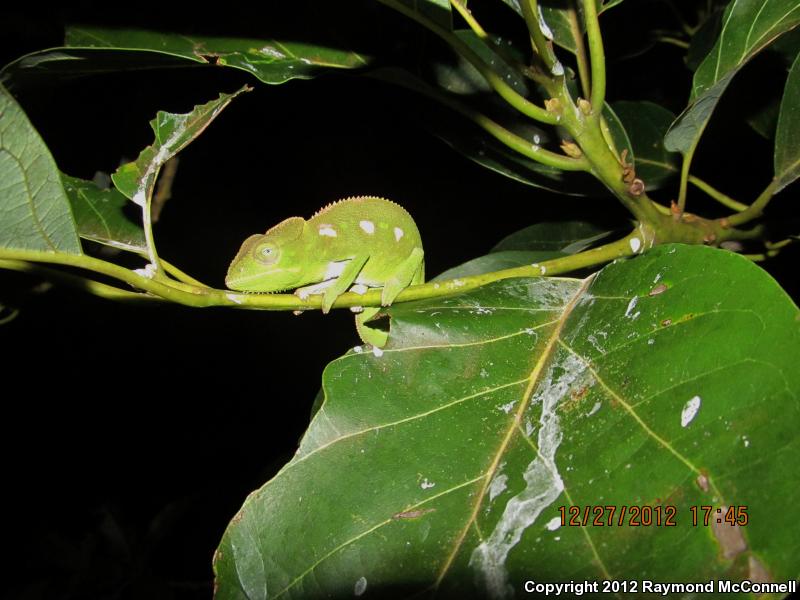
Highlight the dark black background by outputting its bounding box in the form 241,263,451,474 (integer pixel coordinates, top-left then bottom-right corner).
2,2,797,599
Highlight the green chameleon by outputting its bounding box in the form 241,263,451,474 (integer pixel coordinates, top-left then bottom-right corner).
225,196,425,347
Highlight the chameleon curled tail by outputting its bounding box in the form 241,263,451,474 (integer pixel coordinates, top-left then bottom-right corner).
225,196,424,347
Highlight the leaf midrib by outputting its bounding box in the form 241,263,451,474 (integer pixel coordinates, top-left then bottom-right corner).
433,275,594,587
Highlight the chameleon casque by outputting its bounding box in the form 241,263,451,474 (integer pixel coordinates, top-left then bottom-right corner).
225,196,425,347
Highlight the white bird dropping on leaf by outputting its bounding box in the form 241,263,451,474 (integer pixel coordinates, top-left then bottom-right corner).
681,396,702,427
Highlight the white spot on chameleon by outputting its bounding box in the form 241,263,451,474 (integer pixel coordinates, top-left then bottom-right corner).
394,226,404,241
350,283,368,295
324,260,349,279
225,293,243,305
681,396,701,427
420,478,435,490
550,60,564,76
319,225,337,237
354,576,367,597
359,220,375,234
353,346,363,354
630,237,642,253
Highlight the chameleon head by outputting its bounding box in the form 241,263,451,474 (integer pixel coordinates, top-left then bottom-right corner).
225,217,309,292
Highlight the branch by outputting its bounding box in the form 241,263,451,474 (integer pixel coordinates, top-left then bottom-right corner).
0,230,647,312
379,0,559,125
724,179,781,227
581,0,606,115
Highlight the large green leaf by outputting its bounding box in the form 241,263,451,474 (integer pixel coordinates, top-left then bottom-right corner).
0,84,81,254
774,50,800,191
214,245,800,599
612,101,679,190
665,0,800,155
1,28,369,87
61,174,146,253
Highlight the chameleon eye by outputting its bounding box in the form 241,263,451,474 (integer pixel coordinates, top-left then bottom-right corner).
254,242,279,265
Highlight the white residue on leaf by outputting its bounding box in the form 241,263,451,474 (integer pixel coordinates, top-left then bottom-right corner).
480,368,489,378
525,420,535,437
499,401,516,414
681,395,702,427
353,346,363,354
586,400,602,417
489,474,508,501
354,576,367,597
653,272,663,284
743,435,750,448
453,279,466,288
647,338,655,345
587,333,606,354
260,45,286,59
470,352,587,599
545,516,561,531
420,478,436,490
624,296,639,318
372,346,384,358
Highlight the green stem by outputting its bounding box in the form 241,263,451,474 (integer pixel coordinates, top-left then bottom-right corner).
470,112,588,170
581,0,606,116
379,0,559,125
161,258,211,287
450,0,489,41
0,230,644,312
688,176,747,212
725,179,780,227
388,67,587,171
567,2,592,99
522,0,559,72
676,137,700,213
0,258,163,301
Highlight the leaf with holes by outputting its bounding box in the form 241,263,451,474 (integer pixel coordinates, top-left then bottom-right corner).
1,28,370,88
665,0,800,155
213,245,800,599
0,83,81,254
112,86,250,207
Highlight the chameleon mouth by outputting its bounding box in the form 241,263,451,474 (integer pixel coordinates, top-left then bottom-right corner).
224,267,302,291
